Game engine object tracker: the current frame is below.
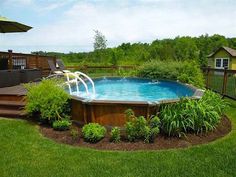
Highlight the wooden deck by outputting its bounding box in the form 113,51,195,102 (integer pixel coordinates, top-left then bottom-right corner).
0,84,27,96
0,84,27,118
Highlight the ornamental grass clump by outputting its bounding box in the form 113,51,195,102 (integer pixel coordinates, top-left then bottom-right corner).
160,90,228,137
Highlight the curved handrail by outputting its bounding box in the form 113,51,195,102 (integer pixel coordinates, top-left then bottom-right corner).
66,72,89,95
74,71,96,95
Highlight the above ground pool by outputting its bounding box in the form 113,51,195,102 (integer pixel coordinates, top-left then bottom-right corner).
70,77,195,102
70,77,203,126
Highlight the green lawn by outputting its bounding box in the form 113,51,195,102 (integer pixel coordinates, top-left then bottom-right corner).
0,99,236,177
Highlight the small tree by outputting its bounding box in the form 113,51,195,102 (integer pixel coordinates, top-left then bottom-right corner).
111,51,117,65
93,30,107,51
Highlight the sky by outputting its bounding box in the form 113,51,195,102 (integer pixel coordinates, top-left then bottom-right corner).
0,0,236,53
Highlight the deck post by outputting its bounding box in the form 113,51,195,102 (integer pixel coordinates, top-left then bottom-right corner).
206,66,211,88
83,104,87,124
53,56,56,65
8,50,13,70
91,105,96,123
222,67,228,96
36,52,39,68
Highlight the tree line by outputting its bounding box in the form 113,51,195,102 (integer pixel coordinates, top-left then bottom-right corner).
32,34,236,67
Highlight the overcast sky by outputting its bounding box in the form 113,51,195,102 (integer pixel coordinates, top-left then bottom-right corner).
0,0,235,53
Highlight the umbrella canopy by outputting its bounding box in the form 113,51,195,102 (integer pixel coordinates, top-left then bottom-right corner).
0,16,32,33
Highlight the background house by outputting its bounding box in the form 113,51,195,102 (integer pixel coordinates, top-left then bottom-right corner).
208,46,236,70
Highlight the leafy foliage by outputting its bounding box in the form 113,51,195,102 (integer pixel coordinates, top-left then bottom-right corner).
144,126,160,143
149,116,161,128
33,34,236,66
124,110,160,142
24,79,71,122
82,123,106,143
160,90,228,137
110,127,121,143
201,90,228,115
93,30,107,50
138,60,204,87
52,119,71,131
70,128,79,141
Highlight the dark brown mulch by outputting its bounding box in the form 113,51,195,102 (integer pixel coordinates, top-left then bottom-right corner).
39,115,231,151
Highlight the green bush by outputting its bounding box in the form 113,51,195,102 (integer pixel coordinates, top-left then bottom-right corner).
125,122,136,142
82,123,106,143
70,128,79,141
149,116,161,128
24,79,71,122
110,127,121,143
52,119,71,131
160,90,227,137
137,60,204,88
124,110,160,142
177,61,205,88
125,116,147,141
144,126,160,143
143,126,151,143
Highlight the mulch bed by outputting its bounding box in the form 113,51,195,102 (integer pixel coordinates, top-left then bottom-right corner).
39,115,231,151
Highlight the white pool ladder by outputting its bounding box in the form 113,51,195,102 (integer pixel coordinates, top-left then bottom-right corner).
65,72,95,97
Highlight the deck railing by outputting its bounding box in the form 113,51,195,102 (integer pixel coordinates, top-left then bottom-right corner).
0,50,56,77
202,67,236,99
65,65,136,77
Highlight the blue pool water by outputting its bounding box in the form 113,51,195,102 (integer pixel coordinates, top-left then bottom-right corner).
70,78,194,102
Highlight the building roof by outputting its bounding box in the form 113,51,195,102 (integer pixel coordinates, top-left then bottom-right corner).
208,46,236,57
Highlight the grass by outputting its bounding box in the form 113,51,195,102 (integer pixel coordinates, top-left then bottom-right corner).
0,99,236,177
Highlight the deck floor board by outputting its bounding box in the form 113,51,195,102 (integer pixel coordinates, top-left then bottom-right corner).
0,85,27,96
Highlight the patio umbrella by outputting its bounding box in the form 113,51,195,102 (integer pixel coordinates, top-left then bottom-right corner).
0,16,32,33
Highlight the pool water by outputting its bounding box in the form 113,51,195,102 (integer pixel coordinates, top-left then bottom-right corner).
70,78,194,102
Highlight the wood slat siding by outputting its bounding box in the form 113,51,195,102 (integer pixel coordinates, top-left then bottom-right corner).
71,97,159,126
0,51,56,77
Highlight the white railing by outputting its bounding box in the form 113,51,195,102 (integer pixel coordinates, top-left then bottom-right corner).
65,72,88,95
74,71,96,95
46,71,95,98
65,72,95,97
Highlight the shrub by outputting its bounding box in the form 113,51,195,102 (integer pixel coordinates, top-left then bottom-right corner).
137,60,204,88
52,119,72,131
124,109,135,121
124,110,160,142
133,116,147,138
24,79,71,122
150,116,161,128
160,91,227,137
110,127,121,143
125,122,136,142
151,127,160,137
138,60,179,80
177,61,205,88
125,116,147,142
82,123,106,143
143,126,160,143
143,126,151,143
70,128,79,141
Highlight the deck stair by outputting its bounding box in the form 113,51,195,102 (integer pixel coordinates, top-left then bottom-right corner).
0,95,26,118
0,85,27,118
